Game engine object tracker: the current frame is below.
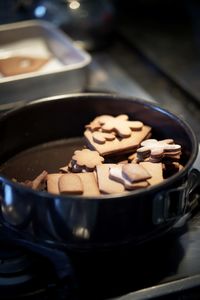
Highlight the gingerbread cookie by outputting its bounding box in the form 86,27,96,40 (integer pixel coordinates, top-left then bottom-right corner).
20,170,47,190
95,114,143,137
70,149,104,172
47,172,100,196
96,164,125,194
0,56,49,77
109,164,150,190
137,139,181,162
85,125,151,156
85,120,101,132
47,173,63,194
58,174,83,195
77,172,100,196
92,131,116,144
84,114,151,156
122,164,151,182
139,162,164,186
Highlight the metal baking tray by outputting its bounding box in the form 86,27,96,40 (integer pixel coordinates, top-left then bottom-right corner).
0,20,91,110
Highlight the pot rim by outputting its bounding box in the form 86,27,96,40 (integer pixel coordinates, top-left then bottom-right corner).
0,92,198,201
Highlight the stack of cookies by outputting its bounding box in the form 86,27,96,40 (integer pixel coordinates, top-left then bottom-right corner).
20,114,183,196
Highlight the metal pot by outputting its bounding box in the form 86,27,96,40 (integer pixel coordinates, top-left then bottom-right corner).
0,93,199,251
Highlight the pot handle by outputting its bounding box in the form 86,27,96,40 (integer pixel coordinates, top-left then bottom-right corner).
153,168,200,225
185,168,200,212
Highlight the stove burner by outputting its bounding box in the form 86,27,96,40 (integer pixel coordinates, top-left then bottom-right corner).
0,222,77,300
0,241,58,299
0,242,33,274
0,213,200,300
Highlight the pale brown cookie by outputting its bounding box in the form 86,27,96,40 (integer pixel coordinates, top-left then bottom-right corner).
58,174,83,195
92,131,116,144
109,164,149,190
47,172,100,196
139,162,164,186
84,125,151,156
31,170,48,190
137,139,181,162
77,172,100,196
47,173,63,194
96,164,125,194
20,170,48,190
122,164,151,182
95,114,143,137
85,121,101,132
124,180,149,190
0,56,49,76
71,149,104,172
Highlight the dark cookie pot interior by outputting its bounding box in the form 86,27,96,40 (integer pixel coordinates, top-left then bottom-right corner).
0,94,198,250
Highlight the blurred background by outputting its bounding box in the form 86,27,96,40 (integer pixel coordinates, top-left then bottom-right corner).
0,0,200,138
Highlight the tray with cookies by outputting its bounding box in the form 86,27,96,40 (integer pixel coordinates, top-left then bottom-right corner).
0,20,91,110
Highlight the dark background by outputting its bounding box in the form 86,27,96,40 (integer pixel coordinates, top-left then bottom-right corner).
0,0,200,137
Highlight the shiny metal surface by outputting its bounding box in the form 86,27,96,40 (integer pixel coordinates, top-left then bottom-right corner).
0,20,91,110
